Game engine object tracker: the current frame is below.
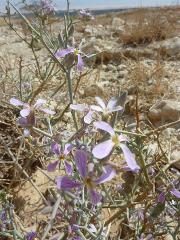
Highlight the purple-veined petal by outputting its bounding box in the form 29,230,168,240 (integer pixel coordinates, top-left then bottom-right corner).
20,108,31,117
95,97,106,109
157,192,166,203
75,150,88,178
95,165,116,185
84,110,94,124
64,160,73,175
108,105,123,113
120,143,140,171
92,139,114,159
34,99,46,108
90,105,103,112
51,142,61,155
94,121,115,135
41,108,55,115
56,176,81,190
70,104,87,112
170,188,180,198
107,97,117,110
47,160,59,172
55,48,74,58
77,54,84,72
88,189,102,205
10,98,25,106
64,143,73,156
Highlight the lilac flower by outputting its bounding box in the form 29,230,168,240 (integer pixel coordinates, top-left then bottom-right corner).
56,149,116,205
70,104,94,124
0,210,7,230
55,47,84,72
10,98,55,118
138,233,154,240
92,121,140,172
41,0,55,14
90,97,123,116
26,231,37,240
47,142,73,175
79,9,94,19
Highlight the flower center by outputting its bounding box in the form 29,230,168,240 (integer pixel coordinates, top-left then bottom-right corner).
59,154,65,161
74,49,79,56
84,177,94,189
111,134,120,146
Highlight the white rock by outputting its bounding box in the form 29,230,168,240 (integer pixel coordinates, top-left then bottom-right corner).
148,100,180,124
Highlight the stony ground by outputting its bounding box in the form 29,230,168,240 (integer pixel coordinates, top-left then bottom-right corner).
0,6,180,239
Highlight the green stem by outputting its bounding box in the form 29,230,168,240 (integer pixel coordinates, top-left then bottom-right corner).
66,69,78,130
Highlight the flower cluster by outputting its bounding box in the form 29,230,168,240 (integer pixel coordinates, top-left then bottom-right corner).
41,0,55,14
10,98,55,136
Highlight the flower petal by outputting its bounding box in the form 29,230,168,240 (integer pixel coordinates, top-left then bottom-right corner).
95,97,106,109
157,192,166,203
170,188,180,198
56,176,81,190
17,117,28,126
10,98,25,106
92,139,114,159
88,189,102,205
90,105,103,112
84,110,93,124
34,99,46,108
55,48,74,58
120,143,140,171
41,108,55,115
70,104,87,112
75,150,87,178
64,143,73,156
20,108,31,117
94,121,115,135
64,160,73,175
107,97,117,109
95,165,116,185
23,129,30,137
47,160,59,172
108,106,123,113
77,54,84,72
51,142,61,155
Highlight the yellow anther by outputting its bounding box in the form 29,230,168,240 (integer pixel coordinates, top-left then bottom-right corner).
111,134,120,146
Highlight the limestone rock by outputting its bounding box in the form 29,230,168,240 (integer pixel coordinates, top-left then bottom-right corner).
150,37,180,57
82,84,104,98
148,100,180,124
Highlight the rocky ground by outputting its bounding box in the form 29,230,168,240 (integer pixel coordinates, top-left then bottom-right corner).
0,6,180,239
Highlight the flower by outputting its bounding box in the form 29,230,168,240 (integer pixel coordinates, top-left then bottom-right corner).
157,188,180,203
92,121,140,171
41,0,55,14
70,103,94,124
10,98,55,136
90,97,123,116
56,149,116,205
10,98,55,118
47,142,73,175
26,231,37,240
55,47,84,72
79,9,94,19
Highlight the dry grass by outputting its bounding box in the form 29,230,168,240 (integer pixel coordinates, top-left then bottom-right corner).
118,7,180,46
128,59,168,98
